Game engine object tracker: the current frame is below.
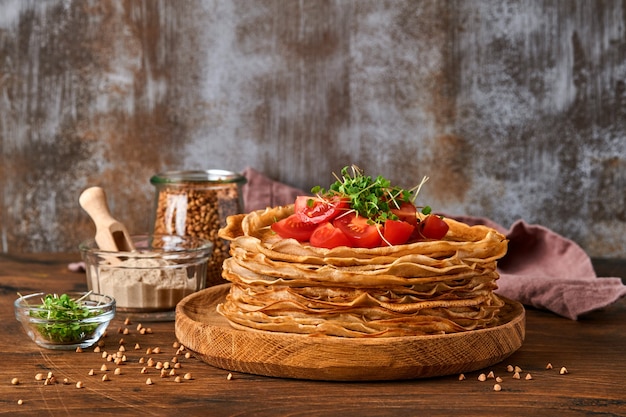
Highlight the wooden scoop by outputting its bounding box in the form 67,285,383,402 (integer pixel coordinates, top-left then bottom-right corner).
79,186,136,252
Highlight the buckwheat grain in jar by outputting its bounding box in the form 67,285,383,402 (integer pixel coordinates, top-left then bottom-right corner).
150,170,246,287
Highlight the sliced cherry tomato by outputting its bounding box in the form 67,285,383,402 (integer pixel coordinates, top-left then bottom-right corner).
390,201,418,226
333,212,382,248
309,222,352,249
271,214,319,241
382,219,415,246
294,195,349,224
418,215,449,240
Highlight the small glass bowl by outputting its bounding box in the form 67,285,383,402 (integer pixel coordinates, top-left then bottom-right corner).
80,234,213,321
15,292,115,350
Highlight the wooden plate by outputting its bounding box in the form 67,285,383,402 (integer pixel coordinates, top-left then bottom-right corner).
175,284,525,381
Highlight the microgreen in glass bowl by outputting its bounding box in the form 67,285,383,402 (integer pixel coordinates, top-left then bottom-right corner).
14,291,115,350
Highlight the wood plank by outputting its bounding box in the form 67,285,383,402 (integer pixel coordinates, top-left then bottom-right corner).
1,254,625,415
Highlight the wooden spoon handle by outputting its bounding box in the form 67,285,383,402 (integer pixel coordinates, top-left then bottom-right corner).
79,186,117,228
79,186,135,252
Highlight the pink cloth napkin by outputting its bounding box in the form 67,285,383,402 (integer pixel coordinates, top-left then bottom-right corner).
452,215,626,319
241,168,626,320
242,167,307,212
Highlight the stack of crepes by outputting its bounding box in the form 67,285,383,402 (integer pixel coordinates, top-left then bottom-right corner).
216,203,509,338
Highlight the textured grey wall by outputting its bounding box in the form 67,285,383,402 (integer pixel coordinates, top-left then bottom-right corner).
1,0,625,258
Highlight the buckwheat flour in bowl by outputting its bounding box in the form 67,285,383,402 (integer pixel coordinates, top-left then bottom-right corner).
80,234,212,321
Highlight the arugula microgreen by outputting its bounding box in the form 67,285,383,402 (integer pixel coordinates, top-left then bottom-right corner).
312,165,431,225
20,292,104,344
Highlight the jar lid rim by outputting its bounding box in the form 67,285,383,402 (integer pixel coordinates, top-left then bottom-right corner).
150,169,246,184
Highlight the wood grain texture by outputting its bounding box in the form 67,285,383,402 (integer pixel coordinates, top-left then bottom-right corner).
1,0,625,259
175,284,525,381
1,254,625,416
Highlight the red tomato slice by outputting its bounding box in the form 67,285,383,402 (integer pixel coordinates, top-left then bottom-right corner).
309,222,352,249
271,214,319,241
294,195,349,224
382,219,415,246
418,215,449,240
333,213,382,248
390,201,418,226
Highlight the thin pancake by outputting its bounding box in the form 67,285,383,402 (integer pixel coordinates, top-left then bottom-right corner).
216,205,508,337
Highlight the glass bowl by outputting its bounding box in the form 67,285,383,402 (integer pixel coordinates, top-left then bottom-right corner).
79,234,213,321
15,292,115,350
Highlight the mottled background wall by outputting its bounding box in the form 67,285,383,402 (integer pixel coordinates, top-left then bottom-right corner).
1,0,625,258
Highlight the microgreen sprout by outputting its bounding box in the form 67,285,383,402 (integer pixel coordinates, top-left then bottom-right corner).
19,291,104,343
312,165,431,224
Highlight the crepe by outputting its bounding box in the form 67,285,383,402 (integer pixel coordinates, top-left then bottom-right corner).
216,205,508,337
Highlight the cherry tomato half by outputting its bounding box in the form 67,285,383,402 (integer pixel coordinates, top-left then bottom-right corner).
390,201,418,226
382,219,415,246
294,195,349,224
333,212,382,248
418,215,449,240
271,214,319,241
309,222,352,249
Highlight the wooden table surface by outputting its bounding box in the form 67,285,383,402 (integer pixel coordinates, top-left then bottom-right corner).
1,254,625,417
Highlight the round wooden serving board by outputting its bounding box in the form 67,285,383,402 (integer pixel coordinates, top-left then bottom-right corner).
175,284,525,381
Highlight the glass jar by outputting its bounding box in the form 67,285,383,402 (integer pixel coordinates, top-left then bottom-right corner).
150,170,246,287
